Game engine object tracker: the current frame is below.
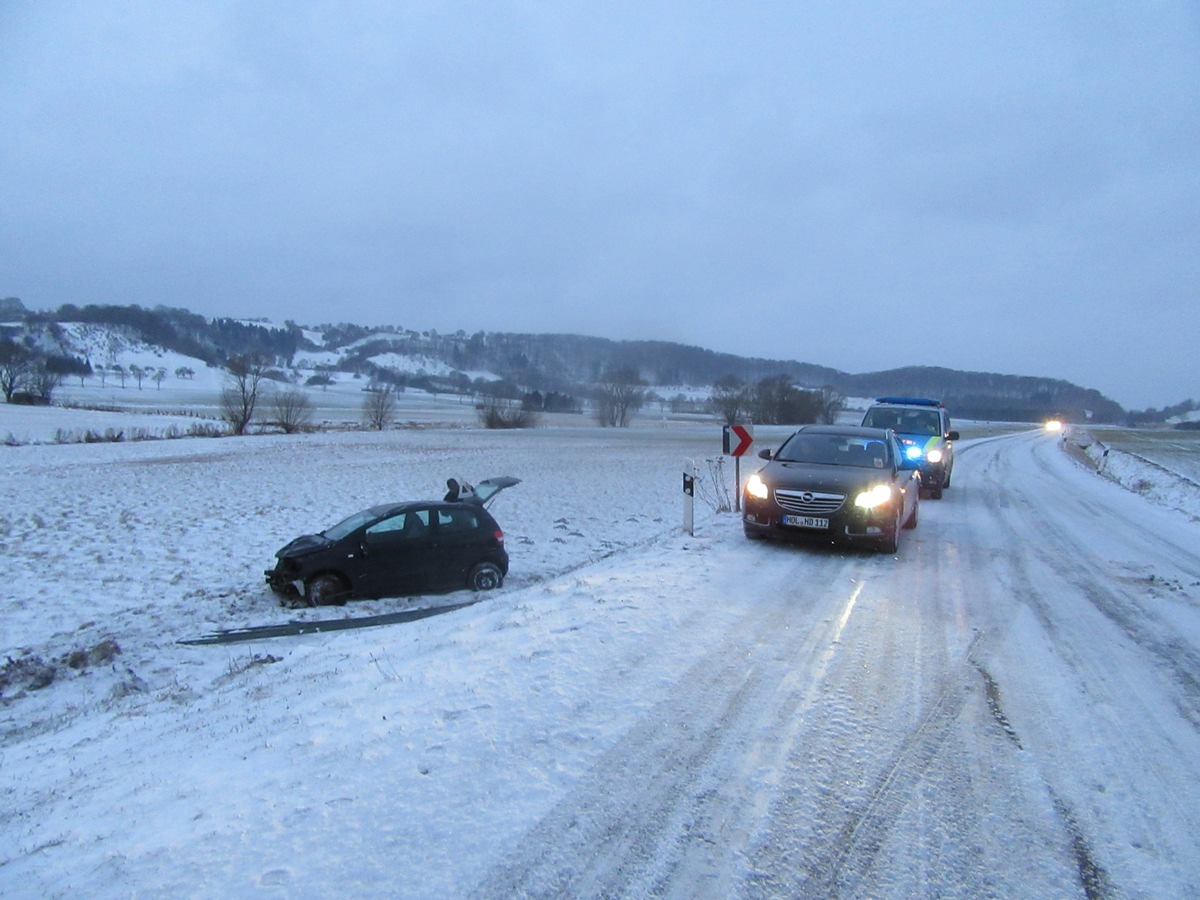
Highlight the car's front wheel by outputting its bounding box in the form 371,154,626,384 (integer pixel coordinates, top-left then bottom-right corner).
468,562,504,591
879,508,901,554
305,574,348,606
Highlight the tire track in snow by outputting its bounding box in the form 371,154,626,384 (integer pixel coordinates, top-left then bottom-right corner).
470,544,866,898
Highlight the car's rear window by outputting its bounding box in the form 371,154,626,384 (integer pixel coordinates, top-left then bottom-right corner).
438,507,481,534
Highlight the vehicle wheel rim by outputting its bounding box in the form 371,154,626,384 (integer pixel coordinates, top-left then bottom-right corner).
474,566,499,590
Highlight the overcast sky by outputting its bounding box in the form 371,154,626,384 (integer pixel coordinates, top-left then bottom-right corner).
2,2,1197,408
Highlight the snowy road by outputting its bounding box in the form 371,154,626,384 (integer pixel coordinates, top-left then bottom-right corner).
3,426,1200,897
475,430,1200,898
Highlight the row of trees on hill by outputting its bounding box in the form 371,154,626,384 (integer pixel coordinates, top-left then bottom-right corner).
2,301,1139,423
1126,398,1199,428
710,375,845,426
219,356,411,435
588,370,847,428
25,304,305,368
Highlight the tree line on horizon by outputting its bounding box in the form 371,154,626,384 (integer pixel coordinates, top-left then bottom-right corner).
3,298,1183,425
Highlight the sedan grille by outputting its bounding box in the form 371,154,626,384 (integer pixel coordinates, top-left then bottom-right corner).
774,489,845,515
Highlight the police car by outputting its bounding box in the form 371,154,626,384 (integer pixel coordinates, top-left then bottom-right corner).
860,398,959,498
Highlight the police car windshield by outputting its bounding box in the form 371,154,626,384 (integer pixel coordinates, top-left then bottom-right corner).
776,434,891,468
863,408,941,436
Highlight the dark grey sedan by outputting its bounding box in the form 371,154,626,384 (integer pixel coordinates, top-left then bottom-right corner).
742,426,921,553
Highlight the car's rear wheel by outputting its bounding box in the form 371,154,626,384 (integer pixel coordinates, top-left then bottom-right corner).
305,574,348,606
468,562,503,591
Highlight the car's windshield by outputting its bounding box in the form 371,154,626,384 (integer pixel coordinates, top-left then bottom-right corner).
863,407,941,436
323,507,386,541
776,433,891,468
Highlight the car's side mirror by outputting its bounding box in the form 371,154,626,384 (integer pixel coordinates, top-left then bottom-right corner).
948,430,960,441
758,448,773,460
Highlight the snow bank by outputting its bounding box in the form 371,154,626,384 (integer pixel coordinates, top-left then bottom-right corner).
1071,431,1200,519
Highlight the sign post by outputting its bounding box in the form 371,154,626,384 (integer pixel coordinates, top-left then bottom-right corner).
683,459,695,536
722,424,754,512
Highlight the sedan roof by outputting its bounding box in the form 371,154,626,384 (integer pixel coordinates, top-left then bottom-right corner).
793,424,893,440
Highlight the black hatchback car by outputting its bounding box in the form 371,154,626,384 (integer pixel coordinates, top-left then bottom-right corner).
266,477,519,605
743,426,920,552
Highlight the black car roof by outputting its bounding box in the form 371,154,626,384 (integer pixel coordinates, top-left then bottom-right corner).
368,499,478,514
363,477,521,517
791,424,894,439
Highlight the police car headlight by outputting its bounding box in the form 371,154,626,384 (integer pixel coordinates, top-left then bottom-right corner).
926,449,943,464
905,445,923,460
746,474,770,500
854,484,893,509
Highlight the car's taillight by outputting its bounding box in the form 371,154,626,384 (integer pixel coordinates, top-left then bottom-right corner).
494,529,505,545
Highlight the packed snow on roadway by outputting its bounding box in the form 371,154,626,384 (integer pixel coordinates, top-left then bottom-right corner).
2,399,1200,897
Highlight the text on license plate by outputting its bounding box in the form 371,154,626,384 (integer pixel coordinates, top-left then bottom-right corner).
782,514,829,530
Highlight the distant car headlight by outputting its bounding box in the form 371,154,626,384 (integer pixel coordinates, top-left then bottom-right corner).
926,449,944,464
905,445,923,460
1045,419,1063,433
854,484,893,509
746,474,770,500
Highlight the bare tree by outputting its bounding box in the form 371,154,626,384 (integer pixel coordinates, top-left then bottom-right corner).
221,356,268,435
0,340,31,402
269,386,314,434
362,386,397,431
816,386,846,424
477,396,538,429
595,366,646,428
711,374,751,425
27,362,63,404
748,375,823,425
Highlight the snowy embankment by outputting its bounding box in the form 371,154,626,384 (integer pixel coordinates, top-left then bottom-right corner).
1068,428,1200,519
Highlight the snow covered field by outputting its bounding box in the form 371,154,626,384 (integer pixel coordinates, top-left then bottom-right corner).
3,405,1200,897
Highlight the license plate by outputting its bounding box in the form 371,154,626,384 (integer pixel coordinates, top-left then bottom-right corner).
781,514,829,530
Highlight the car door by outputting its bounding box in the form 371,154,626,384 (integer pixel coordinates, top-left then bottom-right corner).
429,504,489,589
361,507,439,597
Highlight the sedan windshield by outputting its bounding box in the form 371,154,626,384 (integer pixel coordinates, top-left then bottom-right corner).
776,434,891,468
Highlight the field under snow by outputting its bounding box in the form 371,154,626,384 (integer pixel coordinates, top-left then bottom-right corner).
3,393,1200,898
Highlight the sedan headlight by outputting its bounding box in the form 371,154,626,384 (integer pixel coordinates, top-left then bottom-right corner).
926,449,944,464
746,473,770,500
854,484,893,509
